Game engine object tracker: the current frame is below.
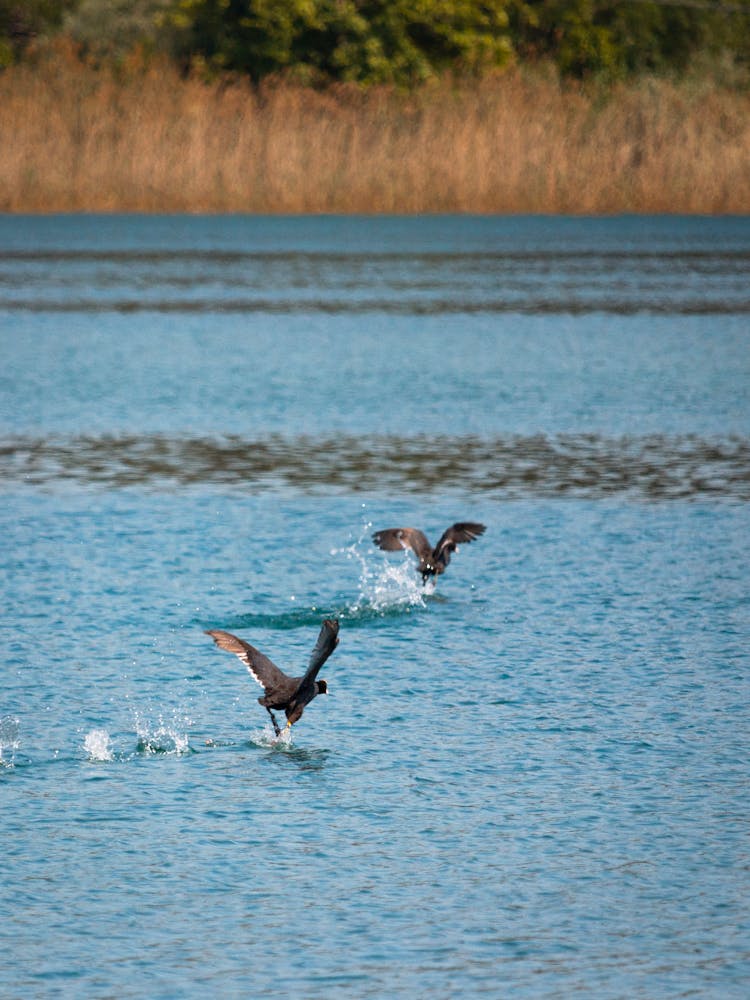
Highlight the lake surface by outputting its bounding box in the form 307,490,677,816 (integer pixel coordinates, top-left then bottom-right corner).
1,214,749,998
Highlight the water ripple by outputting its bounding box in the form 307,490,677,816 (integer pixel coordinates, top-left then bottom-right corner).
4,296,749,315
2,433,749,499
2,247,748,315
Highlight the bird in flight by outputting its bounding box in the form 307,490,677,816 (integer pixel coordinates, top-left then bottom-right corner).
205,619,339,736
372,522,486,584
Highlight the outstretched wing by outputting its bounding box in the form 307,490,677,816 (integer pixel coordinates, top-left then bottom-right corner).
372,528,432,563
303,618,339,683
205,630,288,691
295,618,339,702
433,522,486,569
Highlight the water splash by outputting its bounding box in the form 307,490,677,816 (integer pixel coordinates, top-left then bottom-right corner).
214,523,430,635
334,521,429,616
250,723,294,750
133,709,191,755
357,556,433,611
0,715,20,768
83,728,114,762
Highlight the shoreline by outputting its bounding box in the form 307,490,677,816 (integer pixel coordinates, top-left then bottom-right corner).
2,210,748,217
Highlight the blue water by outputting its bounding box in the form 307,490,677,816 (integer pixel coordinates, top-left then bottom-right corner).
1,215,749,998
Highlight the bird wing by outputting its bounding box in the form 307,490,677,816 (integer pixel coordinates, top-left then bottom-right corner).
205,630,288,691
295,619,339,701
433,522,486,568
372,528,432,563
303,618,339,682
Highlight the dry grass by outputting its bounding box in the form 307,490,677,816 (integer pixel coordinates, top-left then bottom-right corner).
2,44,750,213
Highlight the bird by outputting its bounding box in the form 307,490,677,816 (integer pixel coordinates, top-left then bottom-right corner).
372,522,486,584
205,618,339,736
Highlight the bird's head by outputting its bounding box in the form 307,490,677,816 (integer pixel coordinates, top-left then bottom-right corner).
317,679,329,695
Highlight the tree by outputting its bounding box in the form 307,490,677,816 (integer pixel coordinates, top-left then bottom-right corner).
164,0,512,84
507,0,750,80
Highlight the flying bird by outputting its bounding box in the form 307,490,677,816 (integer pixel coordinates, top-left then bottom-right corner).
205,619,339,736
372,522,486,584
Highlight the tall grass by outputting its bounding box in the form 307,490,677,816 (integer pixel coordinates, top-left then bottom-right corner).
2,44,749,213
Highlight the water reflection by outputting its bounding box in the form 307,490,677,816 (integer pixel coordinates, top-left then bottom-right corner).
3,433,748,499
2,247,749,314
268,746,331,772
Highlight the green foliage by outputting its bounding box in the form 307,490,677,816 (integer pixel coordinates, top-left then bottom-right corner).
4,0,749,84
508,0,750,81
164,0,512,84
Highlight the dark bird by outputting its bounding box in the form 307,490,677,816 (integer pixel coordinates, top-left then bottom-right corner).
205,619,339,736
372,522,486,584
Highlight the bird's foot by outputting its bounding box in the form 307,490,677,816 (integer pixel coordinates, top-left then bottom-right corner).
267,711,281,737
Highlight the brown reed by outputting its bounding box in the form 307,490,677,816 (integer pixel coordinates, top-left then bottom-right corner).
2,43,749,213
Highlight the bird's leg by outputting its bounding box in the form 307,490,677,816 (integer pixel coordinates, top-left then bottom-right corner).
266,708,281,737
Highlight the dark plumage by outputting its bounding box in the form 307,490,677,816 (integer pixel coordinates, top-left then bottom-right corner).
205,619,339,736
372,522,486,584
